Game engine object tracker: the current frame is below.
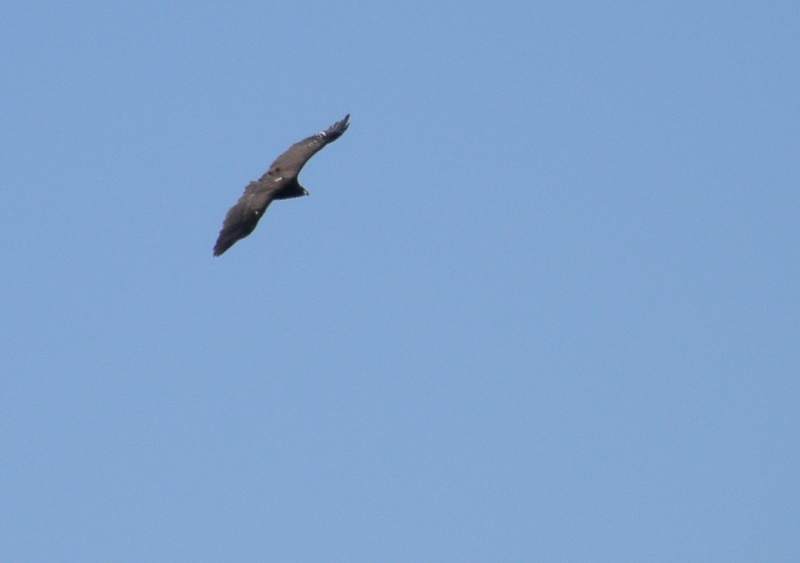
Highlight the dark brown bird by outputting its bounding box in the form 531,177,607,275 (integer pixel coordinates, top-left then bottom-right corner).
213,114,350,256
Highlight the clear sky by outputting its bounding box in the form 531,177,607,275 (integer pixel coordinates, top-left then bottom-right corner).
1,2,798,560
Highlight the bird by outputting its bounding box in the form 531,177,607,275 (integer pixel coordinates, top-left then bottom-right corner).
213,114,350,256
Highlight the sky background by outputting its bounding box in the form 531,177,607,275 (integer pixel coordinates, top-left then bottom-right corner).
1,2,798,561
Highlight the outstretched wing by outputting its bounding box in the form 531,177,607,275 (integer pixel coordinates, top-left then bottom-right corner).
213,114,350,257
258,114,350,183
212,180,280,257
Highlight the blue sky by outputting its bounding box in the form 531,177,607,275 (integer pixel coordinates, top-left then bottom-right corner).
1,2,798,560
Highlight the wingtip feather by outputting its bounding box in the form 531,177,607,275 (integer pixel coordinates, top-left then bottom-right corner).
324,114,350,140
213,235,233,257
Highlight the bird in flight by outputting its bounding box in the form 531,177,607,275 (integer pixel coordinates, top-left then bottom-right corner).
213,114,350,256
